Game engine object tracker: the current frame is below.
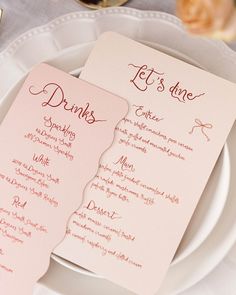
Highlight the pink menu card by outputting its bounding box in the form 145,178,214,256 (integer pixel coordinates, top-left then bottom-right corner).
55,32,236,295
0,63,128,294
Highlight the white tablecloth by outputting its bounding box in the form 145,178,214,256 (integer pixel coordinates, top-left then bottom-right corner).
1,1,236,295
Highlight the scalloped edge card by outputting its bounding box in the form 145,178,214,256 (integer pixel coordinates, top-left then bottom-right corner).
0,63,128,294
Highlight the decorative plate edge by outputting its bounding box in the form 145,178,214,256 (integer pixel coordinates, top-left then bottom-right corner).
0,7,236,65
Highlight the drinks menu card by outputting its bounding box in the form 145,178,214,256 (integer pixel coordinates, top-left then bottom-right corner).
55,32,236,295
0,63,128,294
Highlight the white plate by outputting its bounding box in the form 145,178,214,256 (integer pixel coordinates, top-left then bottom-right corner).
0,8,236,295
0,39,232,295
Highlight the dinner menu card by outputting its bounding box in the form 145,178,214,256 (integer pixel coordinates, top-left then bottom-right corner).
0,63,128,294
55,32,236,295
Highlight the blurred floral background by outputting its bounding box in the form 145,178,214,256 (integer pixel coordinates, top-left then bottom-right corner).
177,0,236,42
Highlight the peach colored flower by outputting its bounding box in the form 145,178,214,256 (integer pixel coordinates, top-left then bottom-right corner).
177,0,236,41
212,10,236,41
